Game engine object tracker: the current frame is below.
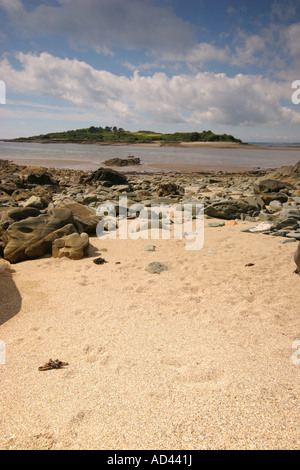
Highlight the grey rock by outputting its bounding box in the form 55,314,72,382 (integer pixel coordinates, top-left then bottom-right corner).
205,199,259,220
280,238,297,244
144,245,156,252
286,232,300,240
145,262,168,274
208,222,225,227
254,179,291,194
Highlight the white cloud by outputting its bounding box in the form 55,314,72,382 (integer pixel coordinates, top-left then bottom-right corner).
0,0,195,55
1,52,299,129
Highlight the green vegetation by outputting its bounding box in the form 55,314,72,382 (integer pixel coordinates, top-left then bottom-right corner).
11,126,243,144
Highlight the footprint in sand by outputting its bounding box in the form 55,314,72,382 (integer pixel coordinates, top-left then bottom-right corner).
176,366,224,384
83,344,111,364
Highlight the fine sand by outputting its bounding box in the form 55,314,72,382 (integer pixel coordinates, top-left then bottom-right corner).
0,219,299,450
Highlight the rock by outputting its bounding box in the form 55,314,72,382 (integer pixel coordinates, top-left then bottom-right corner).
208,222,225,227
82,167,128,187
205,199,259,220
243,195,265,209
0,227,8,257
0,181,21,195
57,202,101,234
287,232,300,240
135,190,153,200
52,232,89,260
0,207,41,230
262,161,300,187
248,222,274,232
280,238,297,244
156,183,185,197
103,157,141,166
11,189,33,202
145,262,168,274
20,166,56,186
144,245,156,252
134,220,171,232
3,207,78,263
23,195,45,210
294,243,300,272
254,179,291,194
260,192,289,204
272,209,300,230
269,200,282,208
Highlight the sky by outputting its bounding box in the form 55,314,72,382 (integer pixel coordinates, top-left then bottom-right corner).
0,0,300,141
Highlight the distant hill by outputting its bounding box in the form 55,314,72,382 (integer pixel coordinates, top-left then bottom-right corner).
7,127,243,145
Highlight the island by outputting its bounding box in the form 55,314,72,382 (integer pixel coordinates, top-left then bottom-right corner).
3,127,251,148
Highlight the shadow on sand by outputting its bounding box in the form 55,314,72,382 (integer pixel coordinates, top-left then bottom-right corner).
0,270,22,325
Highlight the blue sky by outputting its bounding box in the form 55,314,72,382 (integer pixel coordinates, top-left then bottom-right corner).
0,0,300,141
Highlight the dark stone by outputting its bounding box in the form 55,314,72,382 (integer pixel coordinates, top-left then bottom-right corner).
82,167,128,187
20,166,57,186
254,179,291,194
205,199,259,220
156,183,185,197
103,157,141,166
260,192,289,204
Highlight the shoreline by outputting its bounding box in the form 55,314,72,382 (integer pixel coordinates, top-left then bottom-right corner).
1,139,259,149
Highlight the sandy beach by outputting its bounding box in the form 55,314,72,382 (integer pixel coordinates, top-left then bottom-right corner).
1,217,299,450
0,158,299,450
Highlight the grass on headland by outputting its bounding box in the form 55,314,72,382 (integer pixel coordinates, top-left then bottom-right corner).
9,126,243,145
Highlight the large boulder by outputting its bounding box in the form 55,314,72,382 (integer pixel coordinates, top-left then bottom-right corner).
52,232,89,260
260,192,289,205
0,207,41,230
82,167,128,187
0,180,21,195
272,209,300,230
205,199,260,220
55,202,101,234
20,166,57,186
3,207,81,263
259,161,300,187
254,179,291,194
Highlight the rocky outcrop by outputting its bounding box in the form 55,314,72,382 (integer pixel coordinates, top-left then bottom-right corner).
254,179,292,194
20,166,57,186
4,207,88,263
205,199,260,220
103,157,141,166
260,161,300,187
0,207,41,230
55,202,101,234
81,167,128,187
52,232,89,260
